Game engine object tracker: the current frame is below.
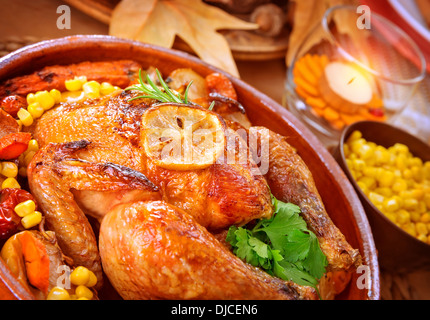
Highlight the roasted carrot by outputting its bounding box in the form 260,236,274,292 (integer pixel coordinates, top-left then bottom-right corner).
205,73,237,100
1,95,26,118
20,231,50,294
0,60,142,99
0,132,31,160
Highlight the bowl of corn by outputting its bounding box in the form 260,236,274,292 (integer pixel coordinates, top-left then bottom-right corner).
333,120,430,272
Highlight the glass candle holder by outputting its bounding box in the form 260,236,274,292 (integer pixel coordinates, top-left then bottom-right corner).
284,5,426,147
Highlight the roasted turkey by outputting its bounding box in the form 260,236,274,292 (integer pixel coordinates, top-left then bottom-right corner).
0,60,361,299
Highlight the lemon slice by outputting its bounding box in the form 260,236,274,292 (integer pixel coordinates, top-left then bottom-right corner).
141,103,226,170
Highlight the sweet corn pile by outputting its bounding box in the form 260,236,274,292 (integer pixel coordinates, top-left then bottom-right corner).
17,76,120,129
344,130,430,244
46,266,97,300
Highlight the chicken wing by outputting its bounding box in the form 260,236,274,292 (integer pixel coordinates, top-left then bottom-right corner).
27,140,161,287
99,200,317,300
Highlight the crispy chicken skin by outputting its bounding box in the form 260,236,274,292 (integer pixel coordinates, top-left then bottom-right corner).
27,140,161,287
99,200,317,300
143,157,272,230
29,90,273,230
30,91,148,172
0,60,141,99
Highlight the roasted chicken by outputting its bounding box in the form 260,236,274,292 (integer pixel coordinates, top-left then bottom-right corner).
0,61,361,300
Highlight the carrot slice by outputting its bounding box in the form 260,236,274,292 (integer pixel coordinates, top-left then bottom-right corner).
205,73,237,100
20,231,50,294
0,132,31,160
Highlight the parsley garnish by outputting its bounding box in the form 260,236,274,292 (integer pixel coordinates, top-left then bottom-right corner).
226,195,327,289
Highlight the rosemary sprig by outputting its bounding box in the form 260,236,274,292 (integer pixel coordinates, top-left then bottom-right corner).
126,68,193,104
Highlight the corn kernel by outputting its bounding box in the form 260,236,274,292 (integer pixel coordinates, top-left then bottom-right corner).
86,271,97,287
1,177,20,189
417,234,427,242
392,143,409,155
75,285,93,300
397,210,411,224
26,93,36,105
70,266,90,286
100,82,115,96
368,192,385,205
404,198,419,210
27,139,39,153
47,287,70,300
362,167,377,178
409,157,423,167
377,170,395,188
385,213,397,223
1,162,18,178
353,159,366,172
27,102,44,119
416,222,428,235
49,89,62,103
395,154,408,171
356,181,368,195
358,176,376,190
392,179,408,193
420,213,430,223
347,130,362,142
82,80,100,95
14,200,36,217
374,146,390,164
412,166,424,182
383,197,400,212
350,138,366,155
21,211,42,229
357,143,374,160
17,108,33,127
65,78,84,92
375,187,393,198
404,223,417,237
34,90,55,111
24,151,36,166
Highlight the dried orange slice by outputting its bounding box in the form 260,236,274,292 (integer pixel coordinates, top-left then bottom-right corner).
141,103,226,170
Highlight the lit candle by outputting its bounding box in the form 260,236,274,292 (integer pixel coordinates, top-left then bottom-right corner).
319,61,373,113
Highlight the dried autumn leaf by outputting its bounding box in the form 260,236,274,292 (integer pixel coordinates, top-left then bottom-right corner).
109,0,158,39
109,0,258,77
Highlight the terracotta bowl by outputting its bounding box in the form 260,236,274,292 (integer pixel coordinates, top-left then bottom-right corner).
333,120,430,272
0,35,379,300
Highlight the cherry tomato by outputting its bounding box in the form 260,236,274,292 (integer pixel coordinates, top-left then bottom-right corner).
0,188,36,239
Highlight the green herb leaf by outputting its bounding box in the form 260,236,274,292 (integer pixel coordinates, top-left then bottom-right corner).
283,229,311,262
226,194,327,290
126,68,191,104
